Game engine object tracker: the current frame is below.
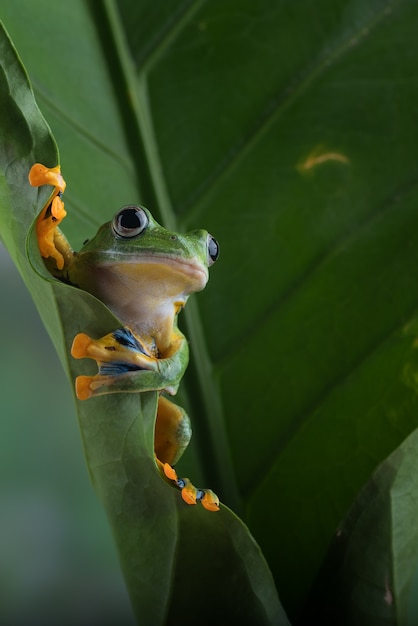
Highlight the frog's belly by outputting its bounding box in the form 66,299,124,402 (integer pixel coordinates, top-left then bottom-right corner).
82,262,195,352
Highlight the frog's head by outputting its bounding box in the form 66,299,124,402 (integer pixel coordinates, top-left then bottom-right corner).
68,206,219,335
75,205,218,288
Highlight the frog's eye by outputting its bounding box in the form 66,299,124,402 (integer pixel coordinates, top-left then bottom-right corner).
112,206,149,238
207,234,219,266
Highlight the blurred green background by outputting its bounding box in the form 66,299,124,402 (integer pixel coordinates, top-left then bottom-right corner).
0,243,135,624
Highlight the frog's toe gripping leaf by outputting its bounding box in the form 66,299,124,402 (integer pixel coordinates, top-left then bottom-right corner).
74,375,95,401
162,463,220,512
200,489,221,512
74,374,117,401
29,163,67,270
29,162,66,192
178,478,199,505
72,328,156,366
71,332,93,359
36,196,67,270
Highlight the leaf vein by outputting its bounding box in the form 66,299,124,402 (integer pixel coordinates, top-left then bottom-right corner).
33,83,134,171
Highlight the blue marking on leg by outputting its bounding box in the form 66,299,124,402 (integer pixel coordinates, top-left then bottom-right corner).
98,361,146,375
112,328,148,354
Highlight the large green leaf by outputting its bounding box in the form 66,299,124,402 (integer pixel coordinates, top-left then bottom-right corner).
2,0,418,622
0,17,285,626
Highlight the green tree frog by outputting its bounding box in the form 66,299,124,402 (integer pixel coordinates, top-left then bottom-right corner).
29,163,220,511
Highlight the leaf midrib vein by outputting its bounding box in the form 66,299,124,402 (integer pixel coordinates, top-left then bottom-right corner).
95,0,241,508
135,0,206,74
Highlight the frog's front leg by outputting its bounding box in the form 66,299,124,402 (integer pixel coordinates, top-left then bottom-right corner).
71,327,187,400
71,327,220,511
155,396,220,512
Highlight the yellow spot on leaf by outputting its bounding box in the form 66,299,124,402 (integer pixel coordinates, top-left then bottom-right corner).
298,148,349,173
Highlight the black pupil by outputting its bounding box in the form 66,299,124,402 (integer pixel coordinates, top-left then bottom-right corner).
120,209,142,229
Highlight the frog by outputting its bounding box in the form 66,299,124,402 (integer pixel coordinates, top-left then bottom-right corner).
29,163,220,511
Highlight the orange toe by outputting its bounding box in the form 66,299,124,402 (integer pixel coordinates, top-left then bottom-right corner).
71,333,92,359
75,376,93,400
29,163,66,192
200,490,220,512
180,481,198,505
163,463,178,481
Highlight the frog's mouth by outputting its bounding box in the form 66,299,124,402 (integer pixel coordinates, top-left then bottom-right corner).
100,254,209,293
132,254,208,282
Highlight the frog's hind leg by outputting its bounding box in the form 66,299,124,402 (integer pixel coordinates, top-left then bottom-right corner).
156,396,220,512
155,395,191,467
